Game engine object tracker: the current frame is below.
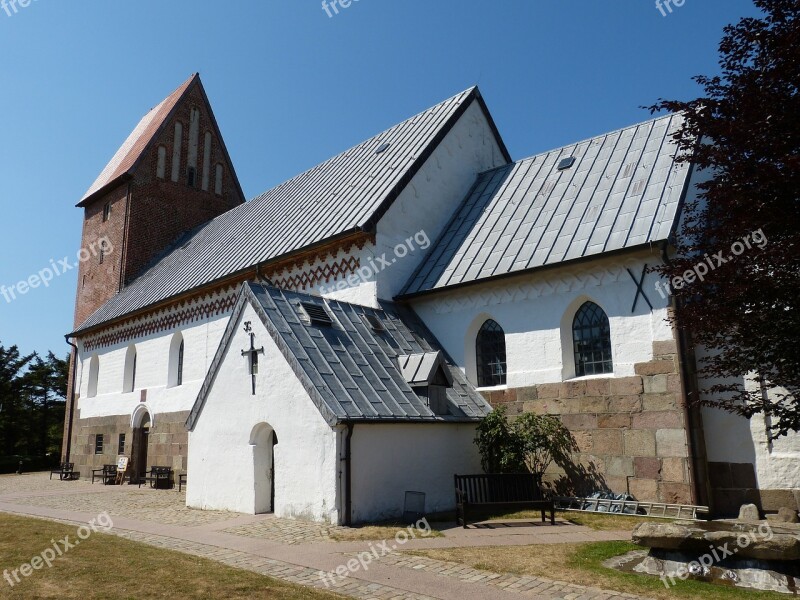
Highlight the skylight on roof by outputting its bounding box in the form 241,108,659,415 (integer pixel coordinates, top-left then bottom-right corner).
301,302,333,326
363,314,385,331
375,142,390,155
557,156,576,171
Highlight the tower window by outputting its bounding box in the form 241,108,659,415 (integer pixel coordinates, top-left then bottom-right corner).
157,145,167,179
187,167,196,187
102,203,111,222
572,301,613,376
215,164,223,196
476,319,506,387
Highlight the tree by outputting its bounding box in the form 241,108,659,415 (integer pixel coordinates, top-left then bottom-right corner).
0,343,36,456
649,0,800,438
514,413,579,482
474,408,578,479
473,406,525,473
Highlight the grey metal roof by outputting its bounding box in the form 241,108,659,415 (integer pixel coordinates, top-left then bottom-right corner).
397,352,449,386
75,87,497,334
186,283,491,429
401,114,692,297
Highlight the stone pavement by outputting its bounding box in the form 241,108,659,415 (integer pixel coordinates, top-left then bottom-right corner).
0,473,652,600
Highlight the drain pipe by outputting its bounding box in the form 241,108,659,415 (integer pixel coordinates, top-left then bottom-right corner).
659,242,710,511
344,422,354,526
64,335,79,463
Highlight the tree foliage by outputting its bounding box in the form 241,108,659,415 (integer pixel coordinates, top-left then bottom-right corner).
474,407,578,479
649,0,800,437
0,342,68,465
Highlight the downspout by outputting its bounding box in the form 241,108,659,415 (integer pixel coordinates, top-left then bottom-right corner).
344,422,354,526
659,241,710,511
64,335,79,463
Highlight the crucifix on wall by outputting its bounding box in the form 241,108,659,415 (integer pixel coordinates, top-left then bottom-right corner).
241,321,264,395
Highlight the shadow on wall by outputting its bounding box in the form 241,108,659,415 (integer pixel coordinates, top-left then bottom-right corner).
547,458,608,497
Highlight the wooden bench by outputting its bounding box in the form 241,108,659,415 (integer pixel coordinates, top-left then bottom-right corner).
454,473,555,528
50,463,79,481
178,473,187,492
138,466,173,489
91,464,118,485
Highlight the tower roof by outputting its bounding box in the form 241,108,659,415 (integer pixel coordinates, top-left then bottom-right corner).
77,73,237,207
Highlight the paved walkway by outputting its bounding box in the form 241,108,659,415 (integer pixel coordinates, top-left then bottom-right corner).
0,473,651,600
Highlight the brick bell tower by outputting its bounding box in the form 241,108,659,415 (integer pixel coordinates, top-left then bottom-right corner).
72,73,246,328
62,75,245,463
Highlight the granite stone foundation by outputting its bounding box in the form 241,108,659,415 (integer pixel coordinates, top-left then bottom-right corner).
482,340,695,504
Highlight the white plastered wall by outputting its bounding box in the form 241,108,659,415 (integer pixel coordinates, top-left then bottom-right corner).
349,423,481,523
186,303,339,522
410,249,673,390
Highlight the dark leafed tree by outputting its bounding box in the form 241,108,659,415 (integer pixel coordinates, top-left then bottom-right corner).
0,343,36,456
25,352,69,455
650,0,800,438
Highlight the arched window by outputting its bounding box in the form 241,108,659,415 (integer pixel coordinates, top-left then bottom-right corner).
123,345,137,393
476,319,507,387
168,333,184,388
87,355,99,398
572,301,613,376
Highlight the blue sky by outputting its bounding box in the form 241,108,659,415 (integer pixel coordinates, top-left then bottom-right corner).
0,0,758,358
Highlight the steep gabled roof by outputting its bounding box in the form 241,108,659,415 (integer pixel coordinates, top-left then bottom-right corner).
400,114,692,297
74,87,507,334
186,283,491,430
77,73,245,207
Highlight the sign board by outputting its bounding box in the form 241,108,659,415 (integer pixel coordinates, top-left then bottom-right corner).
116,456,129,471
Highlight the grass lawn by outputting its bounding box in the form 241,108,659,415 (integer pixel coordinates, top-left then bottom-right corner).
0,514,342,599
409,541,786,600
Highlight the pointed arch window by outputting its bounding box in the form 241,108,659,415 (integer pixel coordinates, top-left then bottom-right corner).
168,333,184,388
572,301,613,376
476,319,506,387
87,355,99,398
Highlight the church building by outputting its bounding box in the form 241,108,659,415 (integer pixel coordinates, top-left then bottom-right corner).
63,74,799,523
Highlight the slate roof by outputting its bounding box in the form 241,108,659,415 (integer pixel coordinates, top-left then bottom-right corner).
401,114,692,297
75,86,506,334
397,352,450,387
186,283,492,429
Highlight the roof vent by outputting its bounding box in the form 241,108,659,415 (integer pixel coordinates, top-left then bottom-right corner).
375,142,390,155
363,313,385,332
557,156,576,171
301,301,333,326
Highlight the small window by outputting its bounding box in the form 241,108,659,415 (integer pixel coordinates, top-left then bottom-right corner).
476,319,507,387
187,166,196,187
102,202,111,222
99,247,104,264
118,433,126,455
157,145,167,179
177,339,184,386
95,434,104,455
301,301,333,326
214,164,223,196
123,345,137,393
573,301,613,376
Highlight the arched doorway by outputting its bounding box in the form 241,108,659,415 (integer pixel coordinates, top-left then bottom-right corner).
130,406,152,484
249,423,277,514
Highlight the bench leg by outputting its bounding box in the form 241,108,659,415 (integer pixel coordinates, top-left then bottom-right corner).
541,509,545,523
462,504,468,529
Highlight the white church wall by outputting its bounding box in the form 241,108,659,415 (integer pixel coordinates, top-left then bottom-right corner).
74,289,236,423
187,303,339,522
264,98,508,309
349,423,481,523
410,250,673,389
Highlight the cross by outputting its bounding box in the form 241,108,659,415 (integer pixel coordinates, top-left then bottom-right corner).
241,322,264,395
626,264,653,313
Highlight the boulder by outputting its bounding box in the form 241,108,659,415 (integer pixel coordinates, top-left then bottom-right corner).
777,507,800,524
738,503,761,522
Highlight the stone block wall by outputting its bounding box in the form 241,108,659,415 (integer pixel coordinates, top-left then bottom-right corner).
482,340,696,504
707,461,800,515
68,408,189,479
